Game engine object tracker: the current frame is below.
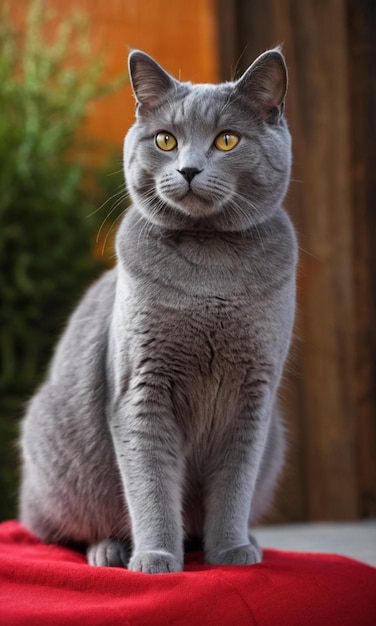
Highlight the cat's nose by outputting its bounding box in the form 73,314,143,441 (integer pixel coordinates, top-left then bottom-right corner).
178,167,202,184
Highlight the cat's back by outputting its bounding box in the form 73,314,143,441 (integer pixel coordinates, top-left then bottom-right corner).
24,267,117,424
49,267,117,383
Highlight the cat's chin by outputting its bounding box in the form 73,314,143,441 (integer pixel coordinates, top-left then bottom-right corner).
136,199,224,232
165,191,223,220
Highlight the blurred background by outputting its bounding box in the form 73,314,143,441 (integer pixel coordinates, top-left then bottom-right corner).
0,0,375,525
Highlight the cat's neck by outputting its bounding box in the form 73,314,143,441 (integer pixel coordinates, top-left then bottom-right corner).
124,204,276,241
115,205,296,302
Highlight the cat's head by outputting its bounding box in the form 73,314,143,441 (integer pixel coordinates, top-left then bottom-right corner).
123,49,291,231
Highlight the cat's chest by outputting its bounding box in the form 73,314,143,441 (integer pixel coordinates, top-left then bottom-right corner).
128,291,255,368
126,294,262,433
181,296,252,365
180,299,254,405
113,215,296,432
117,230,282,387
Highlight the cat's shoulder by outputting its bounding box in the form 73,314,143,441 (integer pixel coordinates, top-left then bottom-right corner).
64,267,118,329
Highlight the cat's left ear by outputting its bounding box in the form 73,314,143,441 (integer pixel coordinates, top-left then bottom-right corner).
235,48,287,122
128,50,178,110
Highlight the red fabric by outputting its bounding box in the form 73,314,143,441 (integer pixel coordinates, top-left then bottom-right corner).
0,521,375,625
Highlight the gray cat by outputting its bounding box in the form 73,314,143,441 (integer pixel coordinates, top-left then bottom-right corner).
19,48,298,574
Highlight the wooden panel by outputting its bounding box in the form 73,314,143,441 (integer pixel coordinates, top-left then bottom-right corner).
347,0,376,518
225,0,360,521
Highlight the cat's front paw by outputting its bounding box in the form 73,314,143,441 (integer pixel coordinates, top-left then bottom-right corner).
87,537,131,568
128,550,183,574
206,542,262,566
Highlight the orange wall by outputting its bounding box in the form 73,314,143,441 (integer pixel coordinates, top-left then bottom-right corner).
39,0,220,149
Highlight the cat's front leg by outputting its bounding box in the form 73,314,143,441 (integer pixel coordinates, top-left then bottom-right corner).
204,404,272,566
109,389,185,574
204,461,263,566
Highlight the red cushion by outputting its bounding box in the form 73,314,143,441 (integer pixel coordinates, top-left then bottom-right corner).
0,521,375,625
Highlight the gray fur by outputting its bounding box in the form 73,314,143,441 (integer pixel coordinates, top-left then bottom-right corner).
19,49,298,573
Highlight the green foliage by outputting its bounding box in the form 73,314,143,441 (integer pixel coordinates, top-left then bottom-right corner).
0,0,127,520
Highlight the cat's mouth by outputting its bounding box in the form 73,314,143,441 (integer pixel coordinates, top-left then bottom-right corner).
155,176,225,218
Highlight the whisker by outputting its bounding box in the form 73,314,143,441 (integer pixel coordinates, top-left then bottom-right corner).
101,208,127,256
88,186,128,218
225,196,266,250
107,168,125,176
95,192,129,244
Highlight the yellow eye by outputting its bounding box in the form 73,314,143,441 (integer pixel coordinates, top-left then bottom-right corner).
155,132,177,151
214,132,240,152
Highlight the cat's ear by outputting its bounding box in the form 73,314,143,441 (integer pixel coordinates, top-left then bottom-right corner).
235,48,287,122
128,50,177,110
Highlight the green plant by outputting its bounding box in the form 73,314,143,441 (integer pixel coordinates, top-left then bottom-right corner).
0,0,127,520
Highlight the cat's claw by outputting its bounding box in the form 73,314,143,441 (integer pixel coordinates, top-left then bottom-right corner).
206,541,262,566
128,550,182,574
87,538,131,568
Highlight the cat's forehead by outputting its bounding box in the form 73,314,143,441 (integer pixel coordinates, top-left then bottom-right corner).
155,82,236,131
176,84,229,118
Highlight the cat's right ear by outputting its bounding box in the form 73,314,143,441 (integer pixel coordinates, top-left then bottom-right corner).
128,51,177,110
